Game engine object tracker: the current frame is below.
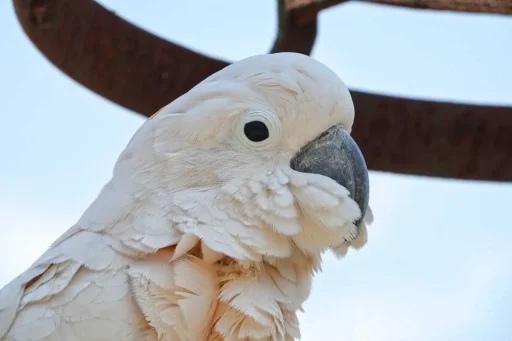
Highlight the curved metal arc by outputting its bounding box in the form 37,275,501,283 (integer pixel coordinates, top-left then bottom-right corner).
12,0,512,181
13,0,230,115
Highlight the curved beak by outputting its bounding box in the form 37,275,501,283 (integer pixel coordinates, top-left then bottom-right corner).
290,125,370,228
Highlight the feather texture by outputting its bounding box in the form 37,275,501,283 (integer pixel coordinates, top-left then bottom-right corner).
0,52,372,340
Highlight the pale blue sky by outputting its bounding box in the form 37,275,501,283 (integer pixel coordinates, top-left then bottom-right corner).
1,1,511,340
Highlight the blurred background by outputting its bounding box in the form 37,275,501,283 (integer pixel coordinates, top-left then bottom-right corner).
1,1,511,340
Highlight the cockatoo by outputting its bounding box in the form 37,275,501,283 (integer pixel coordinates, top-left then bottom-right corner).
0,52,372,341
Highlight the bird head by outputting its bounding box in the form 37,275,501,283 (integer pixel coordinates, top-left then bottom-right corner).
109,52,371,261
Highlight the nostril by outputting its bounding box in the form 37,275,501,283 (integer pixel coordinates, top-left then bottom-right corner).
316,130,330,140
316,125,342,141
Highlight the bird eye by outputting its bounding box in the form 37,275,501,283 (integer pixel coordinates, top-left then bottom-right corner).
236,109,281,150
244,121,269,142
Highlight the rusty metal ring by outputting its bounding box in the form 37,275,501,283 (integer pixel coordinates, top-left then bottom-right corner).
12,0,512,181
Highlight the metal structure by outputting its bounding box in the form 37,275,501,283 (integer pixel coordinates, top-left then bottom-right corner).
12,0,512,181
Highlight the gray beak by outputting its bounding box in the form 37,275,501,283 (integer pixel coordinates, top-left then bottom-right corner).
290,125,370,228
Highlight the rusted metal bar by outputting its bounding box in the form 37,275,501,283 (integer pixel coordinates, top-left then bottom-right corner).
285,0,349,25
13,0,228,115
361,0,512,14
286,0,512,17
351,91,512,181
12,0,512,181
271,0,318,54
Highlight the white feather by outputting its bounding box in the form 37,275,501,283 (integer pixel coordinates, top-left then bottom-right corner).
0,52,372,340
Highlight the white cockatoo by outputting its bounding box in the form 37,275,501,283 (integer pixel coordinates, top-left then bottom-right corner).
0,52,372,341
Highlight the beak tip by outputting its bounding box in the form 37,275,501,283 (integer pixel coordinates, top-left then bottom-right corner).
291,125,370,229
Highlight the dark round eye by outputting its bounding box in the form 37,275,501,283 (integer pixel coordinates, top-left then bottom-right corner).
244,121,269,142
